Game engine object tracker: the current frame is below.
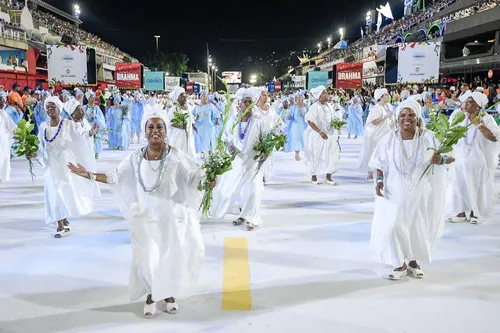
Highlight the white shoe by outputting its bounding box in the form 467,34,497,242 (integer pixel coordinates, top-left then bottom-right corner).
144,302,156,318
388,269,408,280
325,180,338,186
448,216,468,223
409,266,424,279
164,298,179,314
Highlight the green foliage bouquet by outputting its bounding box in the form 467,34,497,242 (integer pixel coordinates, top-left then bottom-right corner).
12,106,41,185
252,124,287,179
331,117,347,153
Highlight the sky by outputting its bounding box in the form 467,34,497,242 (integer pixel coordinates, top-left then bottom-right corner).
44,0,403,71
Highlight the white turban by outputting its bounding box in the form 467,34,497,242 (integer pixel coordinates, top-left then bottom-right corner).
374,88,388,101
409,94,423,102
460,91,488,108
235,88,246,102
310,85,326,101
141,105,169,131
65,99,81,115
85,90,96,99
0,91,7,99
168,87,185,101
245,87,263,102
332,95,339,102
44,96,64,111
397,99,422,118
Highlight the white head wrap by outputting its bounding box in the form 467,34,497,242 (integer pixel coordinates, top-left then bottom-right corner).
168,87,185,101
0,91,7,99
332,95,339,102
459,91,488,108
397,99,422,118
310,85,326,101
141,105,169,131
374,88,388,101
234,88,246,102
85,90,96,99
65,99,81,115
44,96,64,111
244,87,262,103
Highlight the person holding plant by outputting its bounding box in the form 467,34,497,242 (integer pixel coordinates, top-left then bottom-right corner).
304,85,340,185
358,88,396,181
210,88,268,231
166,87,197,159
446,91,500,224
0,92,17,183
67,106,212,317
370,99,454,280
36,97,99,238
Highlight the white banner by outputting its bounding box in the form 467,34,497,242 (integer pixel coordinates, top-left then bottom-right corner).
291,75,306,88
397,42,441,84
47,45,88,85
164,76,180,92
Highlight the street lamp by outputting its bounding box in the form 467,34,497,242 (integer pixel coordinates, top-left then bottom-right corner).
73,4,81,19
166,72,169,76
327,37,332,48
250,74,257,85
154,35,160,53
339,27,344,41
317,42,322,53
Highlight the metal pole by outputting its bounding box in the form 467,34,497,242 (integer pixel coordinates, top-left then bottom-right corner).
206,43,210,92
154,36,160,53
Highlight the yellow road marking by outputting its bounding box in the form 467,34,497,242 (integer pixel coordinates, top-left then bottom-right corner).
222,237,252,311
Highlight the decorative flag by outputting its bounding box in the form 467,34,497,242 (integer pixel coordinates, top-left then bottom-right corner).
361,27,364,39
376,11,382,33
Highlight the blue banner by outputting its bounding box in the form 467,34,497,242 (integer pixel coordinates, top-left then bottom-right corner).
307,71,328,90
145,71,165,91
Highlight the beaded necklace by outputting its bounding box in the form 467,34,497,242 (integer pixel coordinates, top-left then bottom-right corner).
44,119,64,143
238,114,253,140
137,146,168,195
392,129,422,191
464,115,479,156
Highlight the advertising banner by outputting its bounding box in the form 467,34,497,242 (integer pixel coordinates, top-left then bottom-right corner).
397,42,440,84
144,71,165,91
268,82,275,93
291,75,306,88
221,71,242,84
115,63,142,89
47,45,88,86
307,71,328,90
336,63,363,89
186,82,194,93
164,76,181,92
274,81,281,92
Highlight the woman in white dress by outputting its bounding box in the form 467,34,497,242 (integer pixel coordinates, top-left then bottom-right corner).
68,106,214,317
166,87,197,159
446,91,500,224
369,100,453,280
255,89,282,183
359,88,396,180
211,88,268,231
303,85,340,185
0,92,17,183
35,97,99,238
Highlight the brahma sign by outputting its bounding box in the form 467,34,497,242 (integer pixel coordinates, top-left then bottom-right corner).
336,62,363,89
115,63,142,89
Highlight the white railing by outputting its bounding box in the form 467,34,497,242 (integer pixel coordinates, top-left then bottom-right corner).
0,24,26,42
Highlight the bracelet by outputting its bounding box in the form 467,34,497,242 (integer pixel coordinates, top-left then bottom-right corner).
88,172,96,181
440,155,446,165
376,175,383,183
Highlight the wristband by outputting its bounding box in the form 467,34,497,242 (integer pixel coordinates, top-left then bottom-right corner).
376,175,384,183
440,155,446,165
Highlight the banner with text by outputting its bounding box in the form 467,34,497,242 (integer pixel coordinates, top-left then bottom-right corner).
291,75,306,88
47,45,88,86
115,63,142,89
164,76,181,92
336,62,363,89
307,71,328,90
397,42,440,84
145,71,165,91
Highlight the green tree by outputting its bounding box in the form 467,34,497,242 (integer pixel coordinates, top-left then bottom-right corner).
140,52,189,76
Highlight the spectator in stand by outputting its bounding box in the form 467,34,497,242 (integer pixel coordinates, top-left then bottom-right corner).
8,83,23,111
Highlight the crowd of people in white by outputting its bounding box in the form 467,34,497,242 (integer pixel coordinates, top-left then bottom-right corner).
0,81,498,317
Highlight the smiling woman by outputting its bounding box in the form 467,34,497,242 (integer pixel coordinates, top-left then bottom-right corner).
67,105,216,318
368,99,454,281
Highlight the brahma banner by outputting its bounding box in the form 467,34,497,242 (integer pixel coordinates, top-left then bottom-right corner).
115,63,142,89
336,63,363,89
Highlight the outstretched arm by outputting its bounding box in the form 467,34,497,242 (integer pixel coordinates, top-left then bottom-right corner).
67,163,108,184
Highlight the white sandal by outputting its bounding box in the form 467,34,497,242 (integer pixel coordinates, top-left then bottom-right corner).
325,180,338,186
409,266,425,279
164,298,179,314
388,269,407,280
469,216,480,225
144,302,156,318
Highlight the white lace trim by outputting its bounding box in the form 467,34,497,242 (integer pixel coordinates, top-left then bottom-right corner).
105,170,118,184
